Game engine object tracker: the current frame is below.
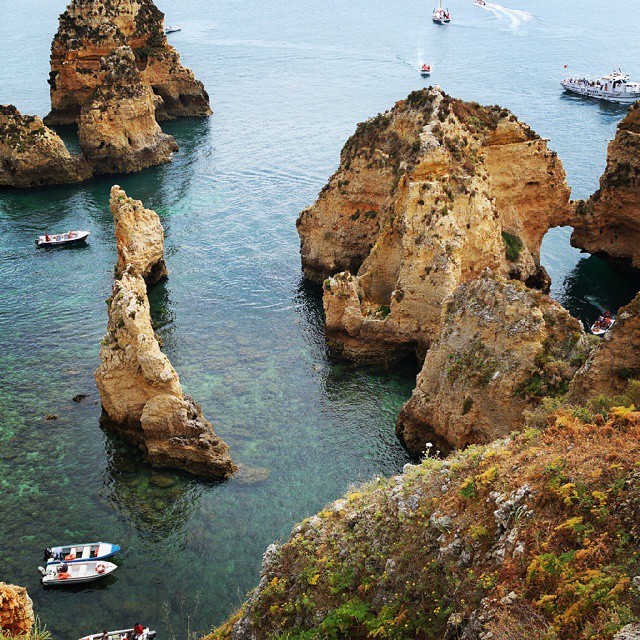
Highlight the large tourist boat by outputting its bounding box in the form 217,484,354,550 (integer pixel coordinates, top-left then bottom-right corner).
432,0,451,24
561,70,640,104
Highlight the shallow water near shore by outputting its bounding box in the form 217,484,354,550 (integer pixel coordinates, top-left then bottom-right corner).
1,0,639,636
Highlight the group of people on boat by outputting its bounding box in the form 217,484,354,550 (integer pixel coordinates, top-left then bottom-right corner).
592,310,614,333
43,231,75,242
98,623,148,640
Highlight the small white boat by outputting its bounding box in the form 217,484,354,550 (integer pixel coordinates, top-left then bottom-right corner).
79,628,156,640
44,542,121,565
474,0,486,5
36,230,90,247
561,70,640,104
420,64,432,77
432,0,451,23
591,313,616,336
164,25,182,34
39,560,117,586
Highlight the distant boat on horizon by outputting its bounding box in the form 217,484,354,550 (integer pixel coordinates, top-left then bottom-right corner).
432,0,450,24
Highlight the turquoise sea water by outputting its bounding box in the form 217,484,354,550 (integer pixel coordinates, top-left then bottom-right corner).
1,0,639,637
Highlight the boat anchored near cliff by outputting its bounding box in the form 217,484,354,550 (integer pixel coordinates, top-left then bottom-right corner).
561,70,640,104
39,560,118,586
591,311,616,336
432,1,450,23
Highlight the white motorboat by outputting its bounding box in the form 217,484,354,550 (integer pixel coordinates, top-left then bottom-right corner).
474,0,486,5
79,628,156,640
164,25,181,34
44,541,121,565
561,70,640,104
432,0,451,23
591,313,616,336
36,230,90,247
420,63,432,77
39,560,117,586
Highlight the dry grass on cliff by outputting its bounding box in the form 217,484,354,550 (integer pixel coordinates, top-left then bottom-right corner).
208,399,640,640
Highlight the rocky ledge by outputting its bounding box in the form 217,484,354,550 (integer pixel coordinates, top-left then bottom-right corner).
110,184,168,284
0,104,90,187
78,46,178,175
305,88,571,364
0,583,34,637
396,271,589,456
572,103,640,275
45,0,211,125
210,406,640,640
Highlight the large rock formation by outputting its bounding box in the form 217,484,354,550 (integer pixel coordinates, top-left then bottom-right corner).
78,47,178,175
568,292,640,403
209,409,640,640
45,0,211,125
110,185,167,284
305,89,572,364
396,271,589,456
0,105,90,187
572,103,640,274
95,270,236,478
0,583,34,637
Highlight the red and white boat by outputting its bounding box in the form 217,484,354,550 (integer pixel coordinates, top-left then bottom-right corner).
36,230,90,247
420,63,432,77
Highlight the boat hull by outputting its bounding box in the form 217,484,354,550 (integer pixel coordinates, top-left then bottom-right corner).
41,560,117,586
80,630,156,640
46,542,121,564
36,231,90,247
561,83,640,104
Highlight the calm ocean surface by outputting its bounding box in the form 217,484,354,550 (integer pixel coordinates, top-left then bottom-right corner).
1,0,639,636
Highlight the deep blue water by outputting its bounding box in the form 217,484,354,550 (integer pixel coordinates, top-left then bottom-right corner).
0,0,639,637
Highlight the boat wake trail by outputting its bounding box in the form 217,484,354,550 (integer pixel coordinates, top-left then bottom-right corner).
481,2,533,30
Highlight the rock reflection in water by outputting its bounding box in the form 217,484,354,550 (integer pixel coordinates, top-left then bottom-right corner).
102,434,205,542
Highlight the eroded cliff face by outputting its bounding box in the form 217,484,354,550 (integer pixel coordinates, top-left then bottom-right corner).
0,105,90,187
0,583,34,637
308,89,571,364
78,47,178,174
210,409,640,640
568,292,640,403
46,0,211,125
572,103,640,274
110,184,167,284
95,270,236,478
396,271,589,456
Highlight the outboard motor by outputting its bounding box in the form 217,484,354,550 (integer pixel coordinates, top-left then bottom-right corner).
43,548,53,561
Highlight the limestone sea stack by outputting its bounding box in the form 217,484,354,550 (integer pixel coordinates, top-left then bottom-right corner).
45,0,211,125
302,88,572,364
78,47,178,175
0,583,34,637
571,102,640,274
110,185,168,284
0,105,90,187
568,292,640,403
396,271,589,456
95,270,236,478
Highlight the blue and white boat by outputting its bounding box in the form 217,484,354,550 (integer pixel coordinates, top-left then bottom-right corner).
44,542,121,564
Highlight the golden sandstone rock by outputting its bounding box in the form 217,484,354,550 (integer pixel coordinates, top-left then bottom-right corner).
78,47,178,175
396,271,589,455
0,583,34,637
45,0,211,125
310,88,571,365
95,194,235,479
572,103,640,274
0,105,90,187
111,185,168,284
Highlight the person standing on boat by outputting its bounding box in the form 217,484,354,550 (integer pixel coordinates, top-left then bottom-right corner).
133,623,144,638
